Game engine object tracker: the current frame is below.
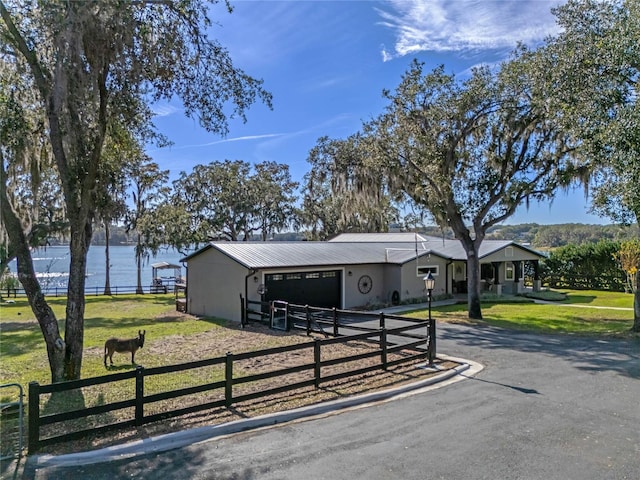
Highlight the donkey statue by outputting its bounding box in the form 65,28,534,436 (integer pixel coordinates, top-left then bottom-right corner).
104,330,146,367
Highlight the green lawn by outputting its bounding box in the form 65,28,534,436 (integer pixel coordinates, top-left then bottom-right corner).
0,294,228,390
405,289,636,335
555,289,635,308
0,289,636,392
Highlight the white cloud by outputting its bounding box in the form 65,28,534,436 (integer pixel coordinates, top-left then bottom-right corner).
170,133,287,150
152,103,182,117
377,0,564,61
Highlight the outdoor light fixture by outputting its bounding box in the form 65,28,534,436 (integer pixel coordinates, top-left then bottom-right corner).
423,272,436,365
423,272,435,292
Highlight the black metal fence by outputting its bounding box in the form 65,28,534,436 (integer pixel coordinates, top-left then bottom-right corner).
27,310,435,454
2,285,174,298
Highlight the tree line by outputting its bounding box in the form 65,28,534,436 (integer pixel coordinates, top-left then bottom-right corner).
2,0,639,382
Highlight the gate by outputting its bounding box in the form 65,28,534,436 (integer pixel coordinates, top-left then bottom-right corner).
0,383,24,459
270,300,289,330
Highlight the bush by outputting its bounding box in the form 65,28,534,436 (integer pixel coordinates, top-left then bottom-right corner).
541,240,626,291
0,267,20,291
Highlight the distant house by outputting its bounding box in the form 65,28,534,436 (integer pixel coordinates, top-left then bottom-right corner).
181,233,545,322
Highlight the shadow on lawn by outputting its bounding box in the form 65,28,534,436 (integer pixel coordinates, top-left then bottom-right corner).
561,294,597,305
438,322,640,379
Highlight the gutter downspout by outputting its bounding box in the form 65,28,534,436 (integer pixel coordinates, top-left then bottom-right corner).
244,269,258,327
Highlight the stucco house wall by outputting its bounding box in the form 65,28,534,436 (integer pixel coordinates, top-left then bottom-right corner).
383,265,403,304
343,264,385,309
186,247,247,322
400,255,450,300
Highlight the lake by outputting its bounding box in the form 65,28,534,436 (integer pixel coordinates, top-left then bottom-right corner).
7,245,186,291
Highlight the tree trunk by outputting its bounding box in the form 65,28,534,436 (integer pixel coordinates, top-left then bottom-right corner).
450,222,484,320
466,251,483,320
63,221,92,380
632,277,640,333
136,234,144,294
103,220,112,295
0,168,65,382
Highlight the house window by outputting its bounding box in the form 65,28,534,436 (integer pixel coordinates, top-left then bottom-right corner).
305,272,320,279
505,263,514,280
417,265,439,276
323,271,336,278
270,274,283,281
286,273,301,280
506,246,514,257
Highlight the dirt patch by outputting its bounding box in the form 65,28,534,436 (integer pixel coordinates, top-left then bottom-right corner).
36,314,459,456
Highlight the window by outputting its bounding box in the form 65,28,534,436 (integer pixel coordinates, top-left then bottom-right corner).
305,272,320,279
269,274,283,281
286,273,301,280
323,271,336,278
417,265,439,276
506,246,514,257
505,263,514,280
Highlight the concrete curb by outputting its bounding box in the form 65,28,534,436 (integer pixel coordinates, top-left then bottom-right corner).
30,354,483,468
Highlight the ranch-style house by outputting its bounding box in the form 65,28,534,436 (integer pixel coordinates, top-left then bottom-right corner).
180,233,545,323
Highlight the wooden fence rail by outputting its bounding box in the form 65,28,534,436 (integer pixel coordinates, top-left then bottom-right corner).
27,315,435,454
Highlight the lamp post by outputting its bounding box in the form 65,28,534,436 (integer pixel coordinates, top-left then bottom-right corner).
423,272,436,365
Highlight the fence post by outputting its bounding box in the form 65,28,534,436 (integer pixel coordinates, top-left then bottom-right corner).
428,318,436,365
333,308,338,337
306,305,311,336
314,339,321,389
380,328,388,370
27,381,40,454
380,312,385,329
135,366,144,426
225,352,233,407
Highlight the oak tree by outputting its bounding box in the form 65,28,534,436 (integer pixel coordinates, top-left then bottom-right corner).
373,60,582,319
0,0,271,381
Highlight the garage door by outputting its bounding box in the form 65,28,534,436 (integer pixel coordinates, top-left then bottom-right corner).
264,270,341,308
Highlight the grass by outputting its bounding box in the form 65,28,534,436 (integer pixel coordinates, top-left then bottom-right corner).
0,294,226,389
1,294,453,455
0,289,636,456
1,289,635,389
553,289,635,308
404,289,636,335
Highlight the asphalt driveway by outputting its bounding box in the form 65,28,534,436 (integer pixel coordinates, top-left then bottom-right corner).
9,322,640,480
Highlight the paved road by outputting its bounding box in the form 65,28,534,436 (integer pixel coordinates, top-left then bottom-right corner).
8,322,640,480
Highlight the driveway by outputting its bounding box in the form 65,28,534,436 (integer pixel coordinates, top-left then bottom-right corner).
10,322,640,480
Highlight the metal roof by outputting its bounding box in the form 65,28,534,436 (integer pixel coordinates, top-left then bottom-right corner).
329,232,434,243
211,242,419,269
331,233,543,261
181,234,544,269
151,262,182,269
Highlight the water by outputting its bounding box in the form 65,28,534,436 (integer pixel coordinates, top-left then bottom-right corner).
6,245,186,291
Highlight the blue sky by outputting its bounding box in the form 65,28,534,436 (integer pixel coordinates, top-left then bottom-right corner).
148,0,606,226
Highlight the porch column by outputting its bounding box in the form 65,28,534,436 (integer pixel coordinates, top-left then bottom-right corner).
514,261,523,294
492,262,502,296
533,260,541,292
